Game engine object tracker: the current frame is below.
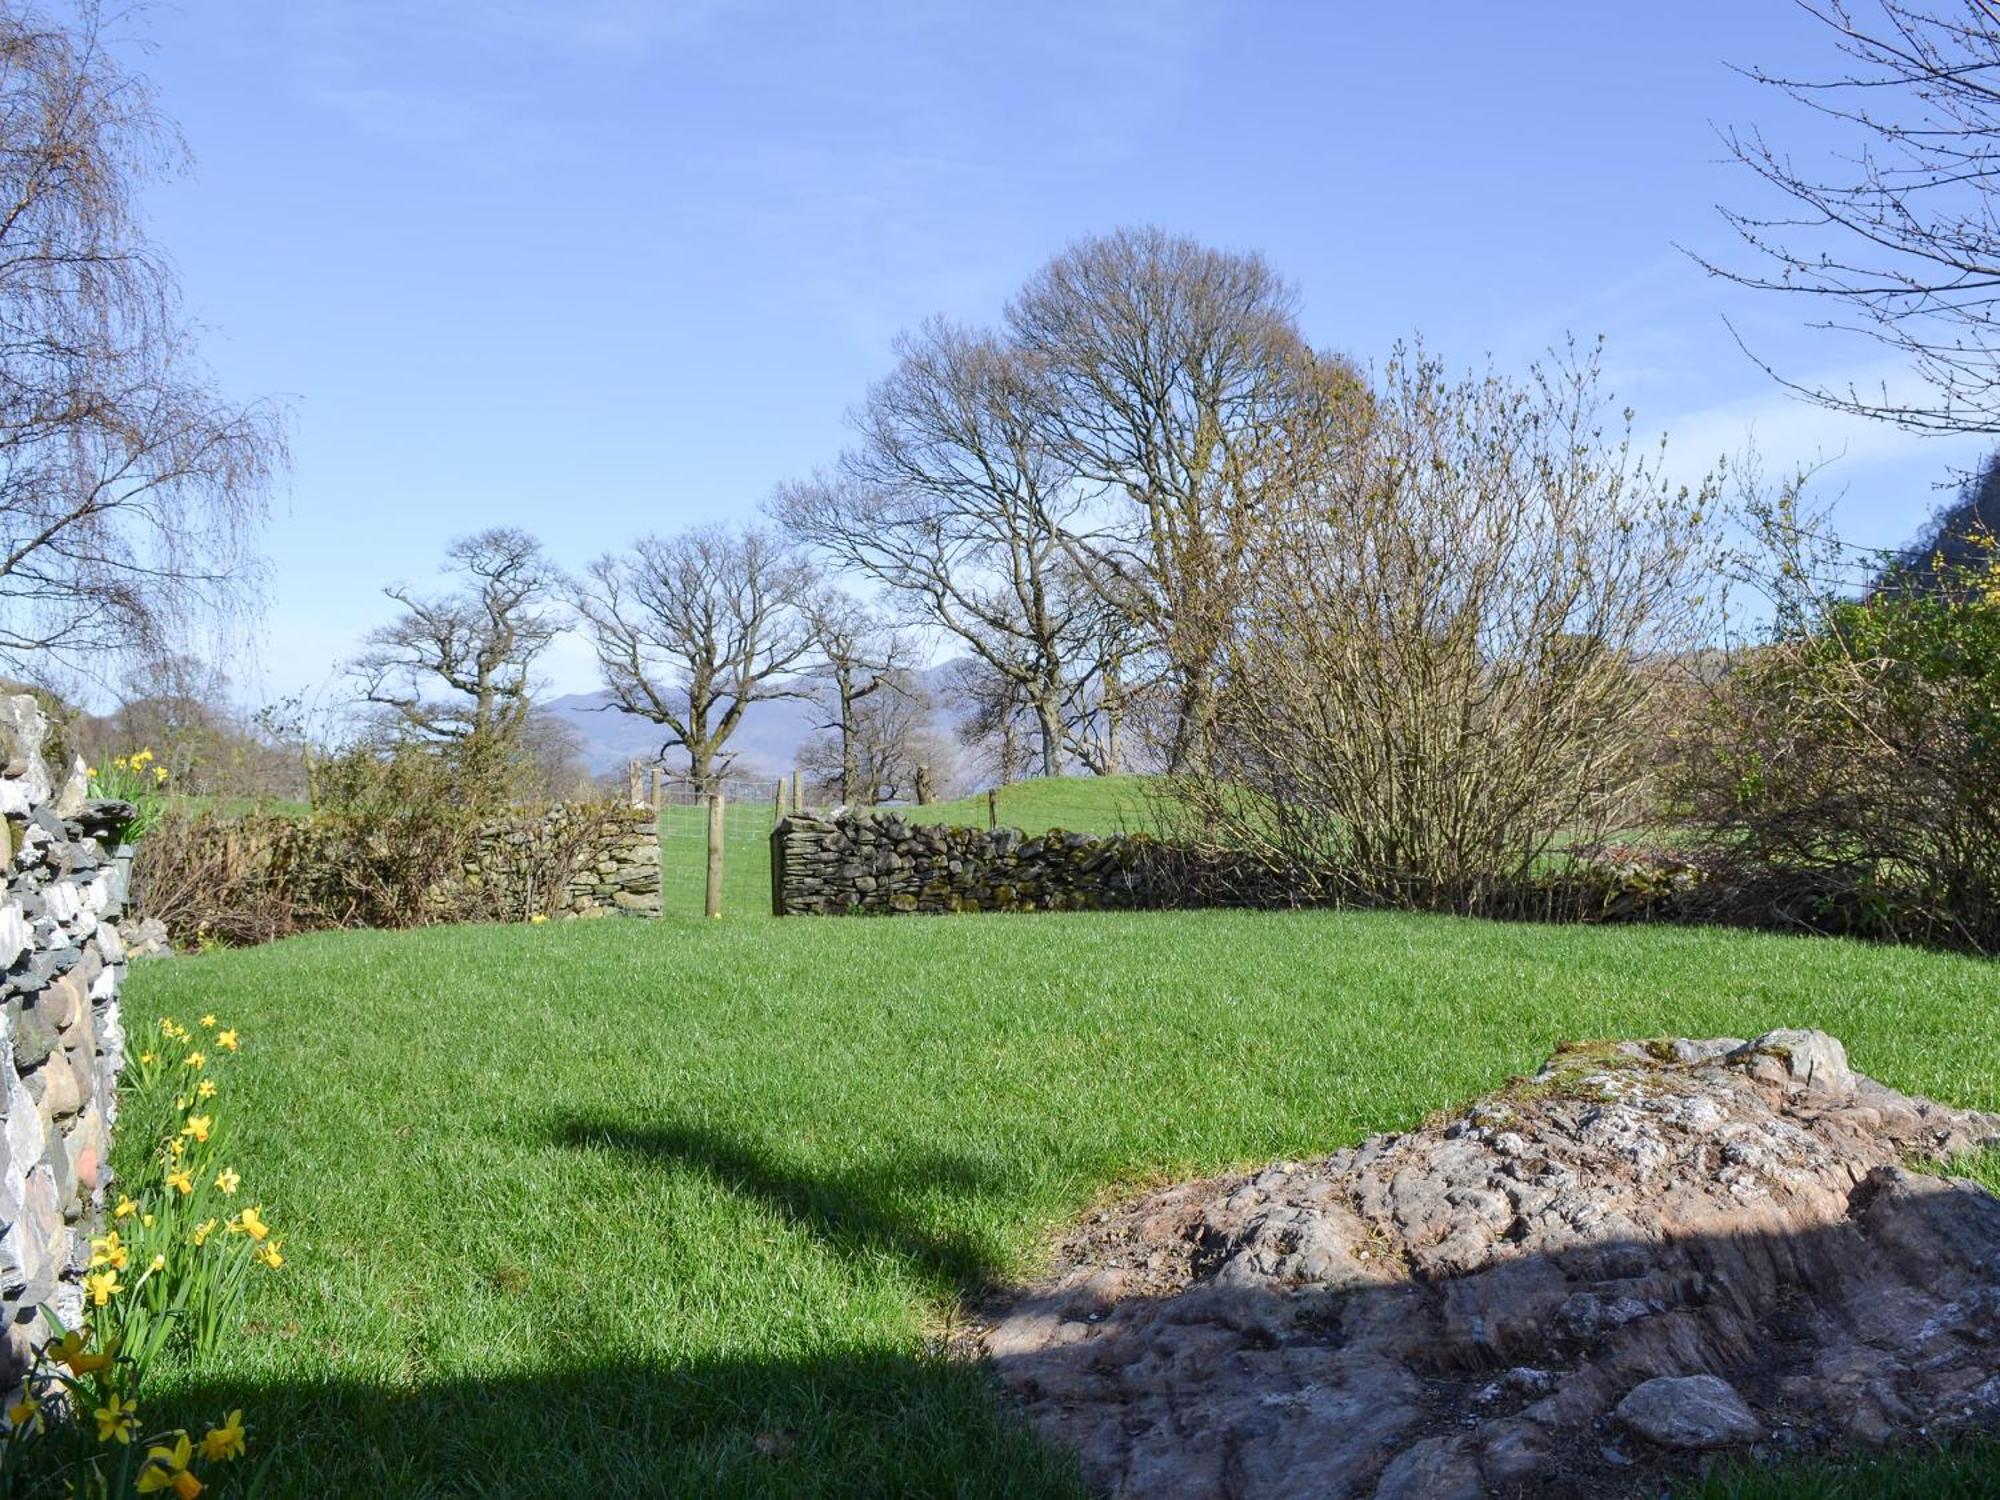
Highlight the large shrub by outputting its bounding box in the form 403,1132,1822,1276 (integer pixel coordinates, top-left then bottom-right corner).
1172,345,1718,915
1676,524,2000,949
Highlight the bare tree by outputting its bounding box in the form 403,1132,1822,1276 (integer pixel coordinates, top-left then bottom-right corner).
1188,342,1720,912
351,527,562,788
802,588,915,805
0,3,282,680
797,664,943,805
1007,227,1364,771
1707,1,2000,432
775,319,1089,778
950,656,1032,786
571,524,812,789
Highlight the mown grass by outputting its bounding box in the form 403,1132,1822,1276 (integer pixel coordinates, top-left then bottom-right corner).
117,902,2000,1498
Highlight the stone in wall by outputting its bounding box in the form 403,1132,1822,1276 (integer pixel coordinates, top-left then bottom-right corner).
0,697,131,1383
461,803,661,921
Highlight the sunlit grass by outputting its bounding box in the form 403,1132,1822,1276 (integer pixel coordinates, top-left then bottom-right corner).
120,907,2000,1496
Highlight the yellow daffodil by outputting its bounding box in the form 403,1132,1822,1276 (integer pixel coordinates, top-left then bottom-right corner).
215,1030,238,1052
114,1196,138,1220
142,1212,155,1227
190,1218,218,1246
173,1095,189,1111
182,1051,205,1071
231,1206,269,1241
148,1253,166,1273
158,1018,176,1038
182,1115,212,1143
529,913,548,924
199,1408,246,1472
214,1168,239,1195
140,1052,157,1066
6,1388,39,1433
196,1079,217,1101
89,1230,129,1270
83,1269,122,1306
51,1329,117,1376
46,1328,89,1367
153,765,168,785
136,1431,202,1496
199,1015,216,1029
93,1391,138,1444
169,1136,186,1160
255,1239,283,1270
165,1168,193,1197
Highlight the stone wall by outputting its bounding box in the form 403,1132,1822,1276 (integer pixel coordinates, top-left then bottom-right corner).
0,697,130,1382
769,812,1291,916
461,803,661,919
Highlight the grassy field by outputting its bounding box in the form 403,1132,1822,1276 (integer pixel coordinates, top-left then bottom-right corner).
117,893,2000,1497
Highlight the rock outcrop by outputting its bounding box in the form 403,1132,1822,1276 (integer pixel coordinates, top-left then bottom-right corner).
977,1031,2000,1498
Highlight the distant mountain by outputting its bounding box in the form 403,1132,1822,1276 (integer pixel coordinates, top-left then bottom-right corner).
540,662,973,780
539,690,821,778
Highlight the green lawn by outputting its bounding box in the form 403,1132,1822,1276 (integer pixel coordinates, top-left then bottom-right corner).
116,901,2000,1498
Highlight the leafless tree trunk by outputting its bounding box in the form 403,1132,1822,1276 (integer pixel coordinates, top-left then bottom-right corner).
775,319,1087,779
1705,0,2000,432
351,527,561,793
0,2,283,683
571,525,813,790
802,589,912,805
1006,227,1364,772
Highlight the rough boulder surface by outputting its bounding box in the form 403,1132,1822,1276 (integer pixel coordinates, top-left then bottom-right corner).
977,1031,2000,1498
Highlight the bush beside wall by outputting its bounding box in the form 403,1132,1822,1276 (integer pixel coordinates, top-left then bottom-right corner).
133,800,661,948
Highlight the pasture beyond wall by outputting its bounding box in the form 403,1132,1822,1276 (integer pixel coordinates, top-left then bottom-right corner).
0,697,130,1382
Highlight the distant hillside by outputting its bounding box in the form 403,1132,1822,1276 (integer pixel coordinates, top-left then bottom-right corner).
541,660,973,779
539,690,820,778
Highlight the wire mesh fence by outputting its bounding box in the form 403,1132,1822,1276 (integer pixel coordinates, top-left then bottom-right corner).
633,762,1015,918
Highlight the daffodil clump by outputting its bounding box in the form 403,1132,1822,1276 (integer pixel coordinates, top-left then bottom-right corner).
84,751,172,841
0,1324,246,1497
1,1014,275,1495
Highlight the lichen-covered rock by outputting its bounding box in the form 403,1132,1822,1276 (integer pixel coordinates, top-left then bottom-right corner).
975,1030,2000,1498
1615,1375,1762,1450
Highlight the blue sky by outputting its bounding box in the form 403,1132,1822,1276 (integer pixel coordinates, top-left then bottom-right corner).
126,0,1992,702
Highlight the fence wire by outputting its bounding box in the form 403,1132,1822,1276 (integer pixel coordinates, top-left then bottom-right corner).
640,769,800,919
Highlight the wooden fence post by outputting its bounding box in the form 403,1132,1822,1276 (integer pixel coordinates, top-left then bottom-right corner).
627,760,642,807
987,787,998,830
773,780,785,821
705,791,725,919
790,769,802,814
650,767,664,813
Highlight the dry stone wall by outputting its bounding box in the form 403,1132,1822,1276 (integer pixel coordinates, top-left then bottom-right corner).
462,803,661,919
769,812,1292,916
0,696,130,1383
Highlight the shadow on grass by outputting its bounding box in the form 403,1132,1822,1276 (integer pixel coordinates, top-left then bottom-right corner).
139,1349,1082,1500
551,1114,1011,1296
112,1184,2000,1500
